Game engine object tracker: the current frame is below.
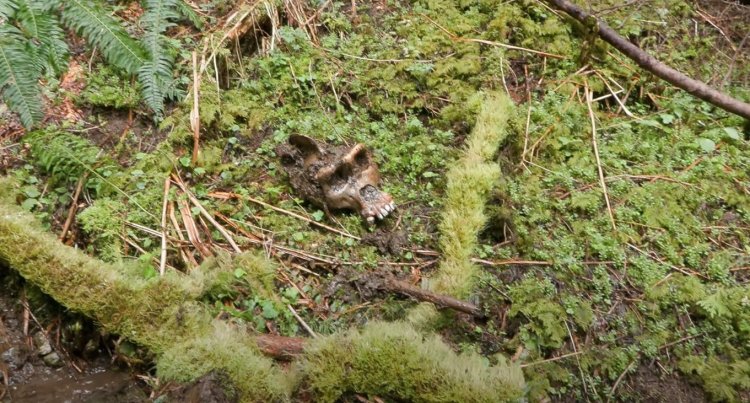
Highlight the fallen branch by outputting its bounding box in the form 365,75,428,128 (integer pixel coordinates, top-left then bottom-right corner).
546,0,750,120
59,172,89,242
380,276,484,318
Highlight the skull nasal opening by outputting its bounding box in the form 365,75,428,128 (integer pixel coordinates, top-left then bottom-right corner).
359,185,381,202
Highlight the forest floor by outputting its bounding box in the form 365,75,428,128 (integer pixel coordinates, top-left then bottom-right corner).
1,0,750,401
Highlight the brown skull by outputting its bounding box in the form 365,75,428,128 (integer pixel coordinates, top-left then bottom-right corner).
278,135,395,224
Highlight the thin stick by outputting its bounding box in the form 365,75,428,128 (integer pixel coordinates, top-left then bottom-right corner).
172,175,241,253
178,198,212,258
567,321,592,399
159,177,171,276
191,51,201,165
169,201,199,268
288,305,318,338
607,360,636,402
520,350,584,368
627,243,705,278
382,277,484,317
208,191,361,240
59,172,89,241
585,84,616,231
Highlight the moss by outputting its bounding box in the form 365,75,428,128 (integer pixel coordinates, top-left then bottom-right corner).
0,199,290,401
157,321,295,402
429,92,513,298
300,320,525,402
78,198,126,262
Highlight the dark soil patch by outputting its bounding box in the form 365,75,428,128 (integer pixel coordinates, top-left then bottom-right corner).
78,109,165,165
624,365,707,402
160,371,238,403
361,228,407,255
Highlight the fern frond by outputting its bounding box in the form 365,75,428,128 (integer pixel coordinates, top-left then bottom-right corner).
0,26,43,128
0,0,18,20
26,130,102,180
59,0,147,74
175,0,203,29
15,0,69,75
138,0,180,118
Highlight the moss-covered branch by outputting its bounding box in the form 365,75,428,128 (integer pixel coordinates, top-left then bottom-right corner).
0,183,524,402
429,92,513,298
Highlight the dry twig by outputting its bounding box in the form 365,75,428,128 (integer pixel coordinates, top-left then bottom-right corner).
585,84,617,231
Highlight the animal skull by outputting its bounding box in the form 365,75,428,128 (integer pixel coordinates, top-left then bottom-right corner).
278,135,395,224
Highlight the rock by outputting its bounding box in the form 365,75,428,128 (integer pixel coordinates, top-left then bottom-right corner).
42,352,63,367
33,332,53,356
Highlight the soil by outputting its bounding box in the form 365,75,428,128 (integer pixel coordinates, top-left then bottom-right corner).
625,365,707,403
0,267,147,403
361,228,407,255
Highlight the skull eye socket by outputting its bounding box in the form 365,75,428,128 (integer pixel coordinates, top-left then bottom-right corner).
329,163,352,188
353,149,370,168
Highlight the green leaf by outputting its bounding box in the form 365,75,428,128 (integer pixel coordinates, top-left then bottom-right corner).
21,198,38,211
234,268,247,278
723,127,740,141
311,210,324,221
22,185,40,198
697,138,715,153
261,301,278,319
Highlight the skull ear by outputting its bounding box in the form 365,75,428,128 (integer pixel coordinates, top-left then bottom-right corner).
289,135,322,159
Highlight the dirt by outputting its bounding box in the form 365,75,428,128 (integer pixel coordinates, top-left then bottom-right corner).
625,365,707,402
160,371,238,403
0,268,147,403
361,228,407,255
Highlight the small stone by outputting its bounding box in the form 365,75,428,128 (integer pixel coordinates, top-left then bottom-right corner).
37,340,52,356
42,352,63,367
32,332,53,356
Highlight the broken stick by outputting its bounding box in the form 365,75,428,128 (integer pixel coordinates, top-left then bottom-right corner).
546,0,750,120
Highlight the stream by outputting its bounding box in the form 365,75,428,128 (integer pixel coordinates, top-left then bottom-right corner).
0,267,147,403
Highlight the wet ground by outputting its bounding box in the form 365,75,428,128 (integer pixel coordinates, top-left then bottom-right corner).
0,268,147,403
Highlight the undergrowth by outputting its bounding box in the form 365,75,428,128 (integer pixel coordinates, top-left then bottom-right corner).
3,0,750,401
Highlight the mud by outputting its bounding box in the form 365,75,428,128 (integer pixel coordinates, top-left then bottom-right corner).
0,268,147,403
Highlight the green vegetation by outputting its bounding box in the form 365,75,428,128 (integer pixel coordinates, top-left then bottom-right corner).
1,0,749,401
0,0,190,127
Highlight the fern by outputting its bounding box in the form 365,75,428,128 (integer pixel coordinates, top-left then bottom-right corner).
0,26,43,128
0,0,17,20
26,130,103,182
15,0,69,75
175,0,203,29
59,0,147,75
138,0,180,118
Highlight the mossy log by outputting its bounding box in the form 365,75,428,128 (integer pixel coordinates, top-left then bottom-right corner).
0,194,524,402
